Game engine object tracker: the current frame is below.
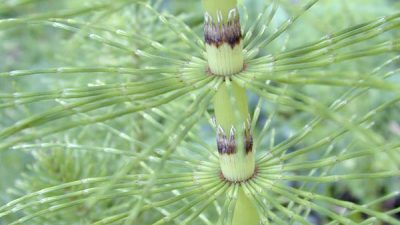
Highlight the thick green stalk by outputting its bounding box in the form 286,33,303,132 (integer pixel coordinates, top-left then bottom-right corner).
214,81,255,181
203,0,244,75
232,189,260,225
203,0,259,224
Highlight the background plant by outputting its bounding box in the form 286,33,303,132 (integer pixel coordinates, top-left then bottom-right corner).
0,0,399,224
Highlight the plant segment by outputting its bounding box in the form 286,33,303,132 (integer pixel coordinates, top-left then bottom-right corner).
1,0,400,224
203,0,255,183
203,0,259,224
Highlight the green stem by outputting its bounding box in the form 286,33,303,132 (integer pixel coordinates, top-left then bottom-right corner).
203,0,244,75
233,188,261,225
214,81,255,181
203,0,237,21
203,0,259,224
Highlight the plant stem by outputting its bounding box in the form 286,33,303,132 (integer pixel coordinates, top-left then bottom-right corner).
203,0,244,75
232,189,260,225
203,0,259,224
214,81,255,181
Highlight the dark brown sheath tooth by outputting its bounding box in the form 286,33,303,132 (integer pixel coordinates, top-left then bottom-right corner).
244,129,253,154
216,127,253,155
204,19,242,48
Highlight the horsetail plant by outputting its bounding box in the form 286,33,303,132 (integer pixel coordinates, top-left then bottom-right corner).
204,0,258,224
0,0,400,224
